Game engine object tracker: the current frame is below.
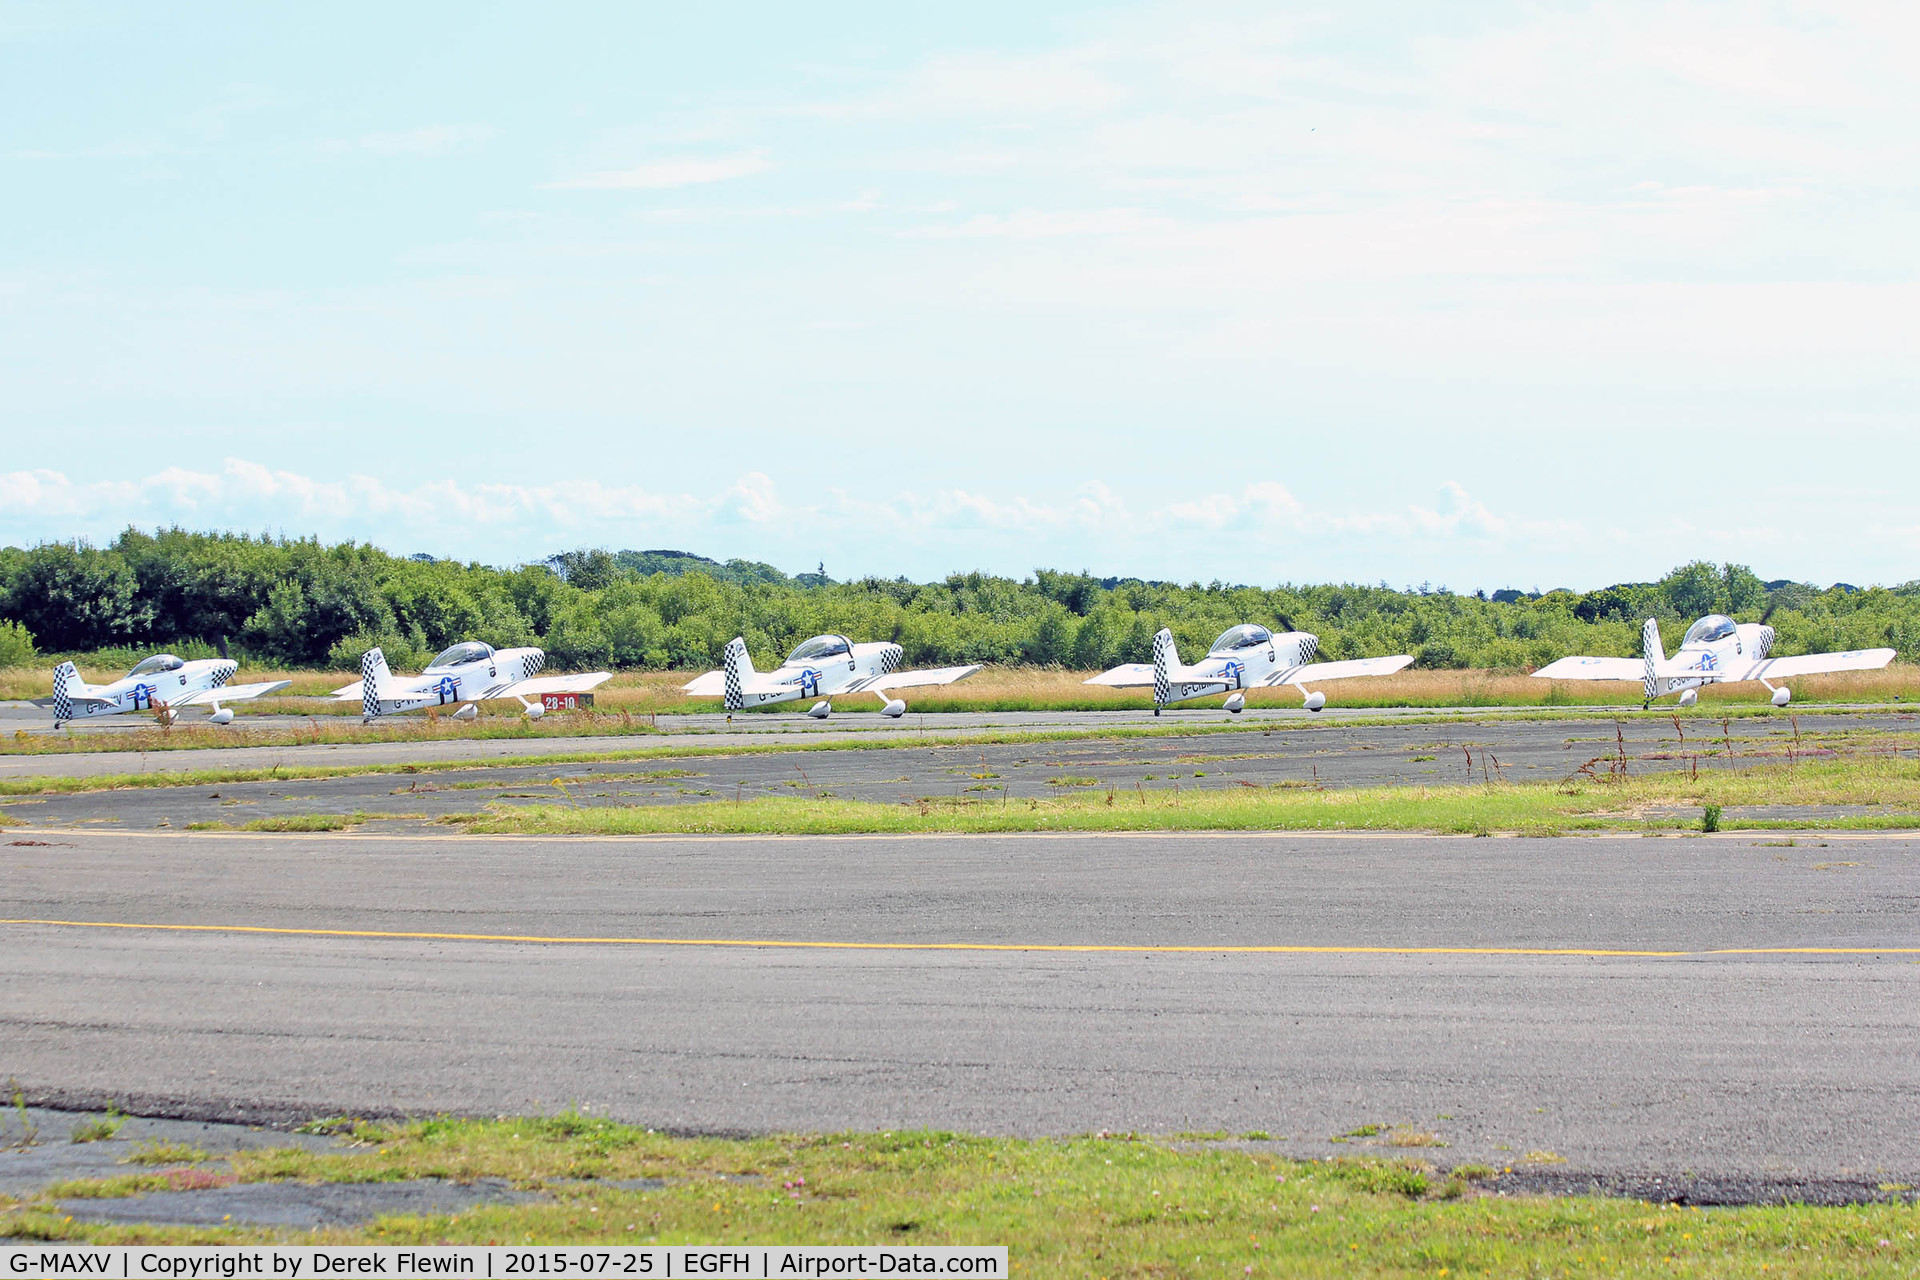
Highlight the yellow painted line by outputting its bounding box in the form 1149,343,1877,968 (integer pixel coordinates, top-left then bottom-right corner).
4,918,1918,958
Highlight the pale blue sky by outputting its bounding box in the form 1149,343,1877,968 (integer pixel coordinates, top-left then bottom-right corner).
3,1,1915,589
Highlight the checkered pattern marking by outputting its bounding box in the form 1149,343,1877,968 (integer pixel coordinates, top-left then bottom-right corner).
1754,626,1775,661
1299,633,1320,663
361,647,385,721
722,637,749,712
1151,629,1177,706
879,645,902,676
211,662,235,690
522,650,545,681
52,661,77,724
1641,619,1662,702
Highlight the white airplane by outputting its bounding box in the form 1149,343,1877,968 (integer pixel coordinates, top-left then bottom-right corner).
1532,614,1895,707
332,642,611,721
37,655,290,727
682,634,981,718
1086,624,1415,714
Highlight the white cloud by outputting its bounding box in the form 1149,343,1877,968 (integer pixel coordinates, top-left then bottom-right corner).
544,149,772,191
0,462,1576,574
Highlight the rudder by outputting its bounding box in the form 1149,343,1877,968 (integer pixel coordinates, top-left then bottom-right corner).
722,637,753,712
1151,628,1179,707
1641,619,1664,702
360,647,391,721
52,661,80,724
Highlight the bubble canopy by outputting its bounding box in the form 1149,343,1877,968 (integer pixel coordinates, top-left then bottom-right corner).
1682,615,1738,646
786,635,852,665
126,654,185,677
427,642,495,669
1208,624,1272,654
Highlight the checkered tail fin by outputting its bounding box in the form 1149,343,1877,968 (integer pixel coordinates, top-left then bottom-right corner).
52,661,82,724
360,647,392,720
1641,619,1665,702
722,637,753,712
1151,628,1179,707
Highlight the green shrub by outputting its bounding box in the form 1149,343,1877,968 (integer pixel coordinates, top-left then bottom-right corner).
0,620,34,668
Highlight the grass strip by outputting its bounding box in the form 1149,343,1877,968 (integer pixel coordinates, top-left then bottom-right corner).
4,1115,1914,1273
2,708,1911,799
449,757,1920,837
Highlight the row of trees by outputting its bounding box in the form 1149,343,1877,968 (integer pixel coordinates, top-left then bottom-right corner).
1,530,1914,672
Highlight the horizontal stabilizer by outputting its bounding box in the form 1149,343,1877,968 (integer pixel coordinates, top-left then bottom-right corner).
1084,663,1156,688
681,669,790,697
1531,656,1645,682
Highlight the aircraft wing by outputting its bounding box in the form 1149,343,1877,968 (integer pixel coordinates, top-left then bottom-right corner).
174,680,292,706
1084,663,1155,688
846,664,983,693
492,672,612,700
1264,655,1415,685
1731,648,1897,682
1532,656,1645,682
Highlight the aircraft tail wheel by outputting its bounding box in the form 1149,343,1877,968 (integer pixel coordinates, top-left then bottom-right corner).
1153,707,1161,717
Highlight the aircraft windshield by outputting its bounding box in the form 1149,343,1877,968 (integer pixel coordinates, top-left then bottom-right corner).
786,635,851,665
427,642,494,670
1208,625,1272,654
1682,615,1738,646
126,655,184,678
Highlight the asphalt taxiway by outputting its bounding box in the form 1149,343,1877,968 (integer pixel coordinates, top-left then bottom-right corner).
4,828,1915,1184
